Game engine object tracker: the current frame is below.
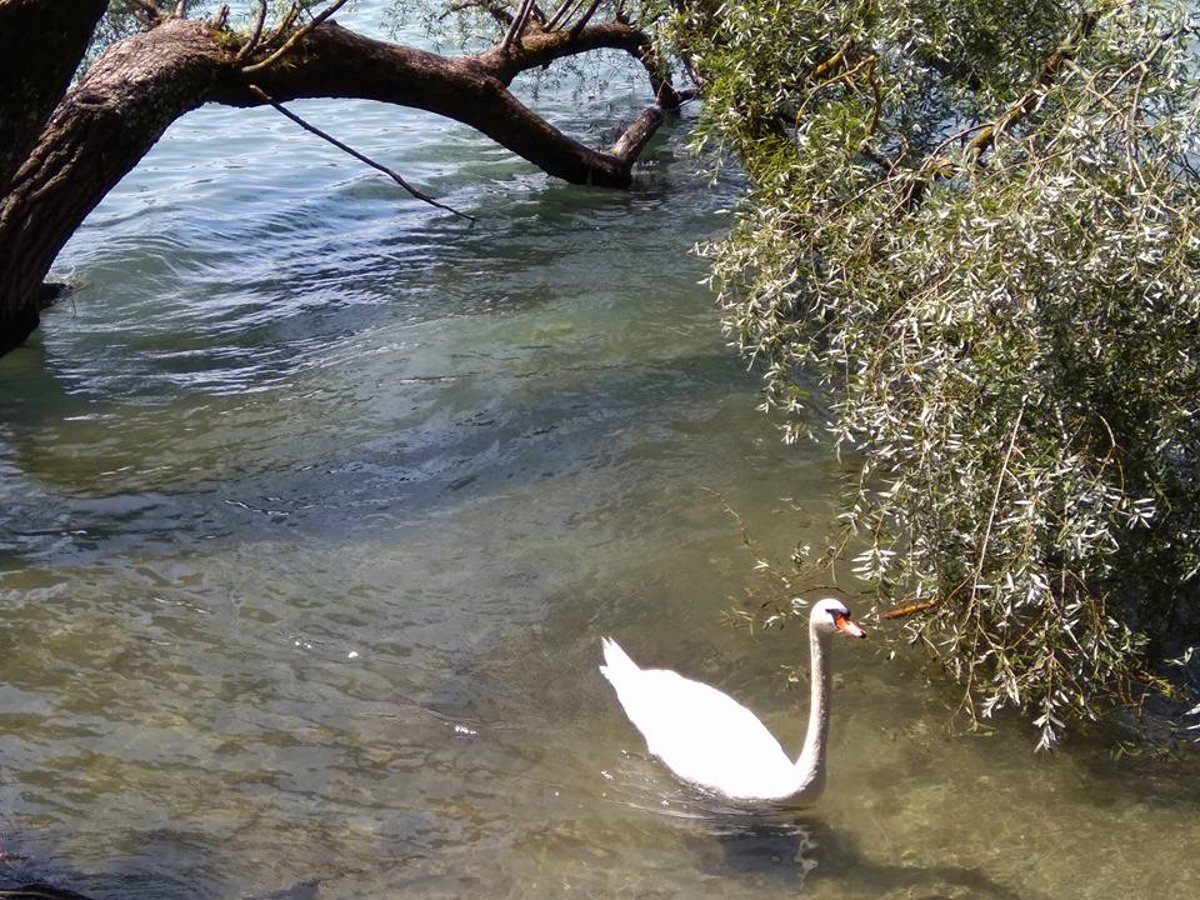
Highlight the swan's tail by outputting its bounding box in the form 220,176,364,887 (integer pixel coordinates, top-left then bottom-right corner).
599,636,639,683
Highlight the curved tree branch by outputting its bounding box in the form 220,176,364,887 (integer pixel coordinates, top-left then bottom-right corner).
221,21,659,185
0,6,681,355
608,106,664,161
480,19,652,83
963,12,1099,164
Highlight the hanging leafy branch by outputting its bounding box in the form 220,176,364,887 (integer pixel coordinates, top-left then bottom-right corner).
669,0,1200,747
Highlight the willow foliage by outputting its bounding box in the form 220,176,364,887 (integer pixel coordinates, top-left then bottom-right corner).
672,0,1200,746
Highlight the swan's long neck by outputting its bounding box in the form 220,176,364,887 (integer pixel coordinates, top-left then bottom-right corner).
791,623,832,800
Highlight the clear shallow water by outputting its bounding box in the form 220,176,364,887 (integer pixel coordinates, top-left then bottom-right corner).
2,8,1199,899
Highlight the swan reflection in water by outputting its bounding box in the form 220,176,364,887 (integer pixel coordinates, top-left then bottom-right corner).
598,761,823,886
601,765,1026,898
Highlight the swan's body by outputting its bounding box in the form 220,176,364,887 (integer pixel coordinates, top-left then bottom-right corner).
600,598,866,804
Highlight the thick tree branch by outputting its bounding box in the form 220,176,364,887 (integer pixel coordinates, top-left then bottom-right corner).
220,21,653,187
0,16,225,355
490,15,685,109
899,11,1102,210
608,106,664,162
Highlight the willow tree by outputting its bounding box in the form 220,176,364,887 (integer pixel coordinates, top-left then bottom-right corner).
673,0,1200,746
0,0,684,357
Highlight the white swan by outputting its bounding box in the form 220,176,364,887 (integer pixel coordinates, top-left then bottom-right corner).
600,598,866,804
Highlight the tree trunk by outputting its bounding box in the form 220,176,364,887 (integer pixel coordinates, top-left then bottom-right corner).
0,0,108,189
0,17,229,356
0,5,675,358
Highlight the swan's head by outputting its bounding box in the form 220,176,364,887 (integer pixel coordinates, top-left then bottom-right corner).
810,598,867,639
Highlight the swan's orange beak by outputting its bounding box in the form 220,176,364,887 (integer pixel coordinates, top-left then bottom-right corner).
834,612,867,639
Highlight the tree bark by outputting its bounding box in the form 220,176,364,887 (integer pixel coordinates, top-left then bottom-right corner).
0,0,109,189
0,5,675,357
219,21,646,187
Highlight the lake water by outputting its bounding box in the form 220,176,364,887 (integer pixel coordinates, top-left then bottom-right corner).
1,6,1198,898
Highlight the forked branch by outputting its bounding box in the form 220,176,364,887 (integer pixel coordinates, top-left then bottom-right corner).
243,0,350,74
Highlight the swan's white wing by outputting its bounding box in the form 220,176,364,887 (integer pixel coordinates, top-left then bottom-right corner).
601,641,798,799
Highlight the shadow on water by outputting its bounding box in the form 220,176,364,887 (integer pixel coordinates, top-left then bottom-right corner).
0,335,758,571
690,819,1026,898
1067,731,1200,812
673,812,1030,898
0,811,328,900
701,817,818,885
0,828,198,899
614,782,1028,898
805,822,1032,900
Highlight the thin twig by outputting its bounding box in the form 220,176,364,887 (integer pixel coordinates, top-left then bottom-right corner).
970,402,1026,604
267,2,303,44
545,0,580,32
440,0,514,27
125,0,163,25
881,598,940,619
243,0,350,75
501,0,538,53
235,0,269,62
246,86,474,222
569,0,602,37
